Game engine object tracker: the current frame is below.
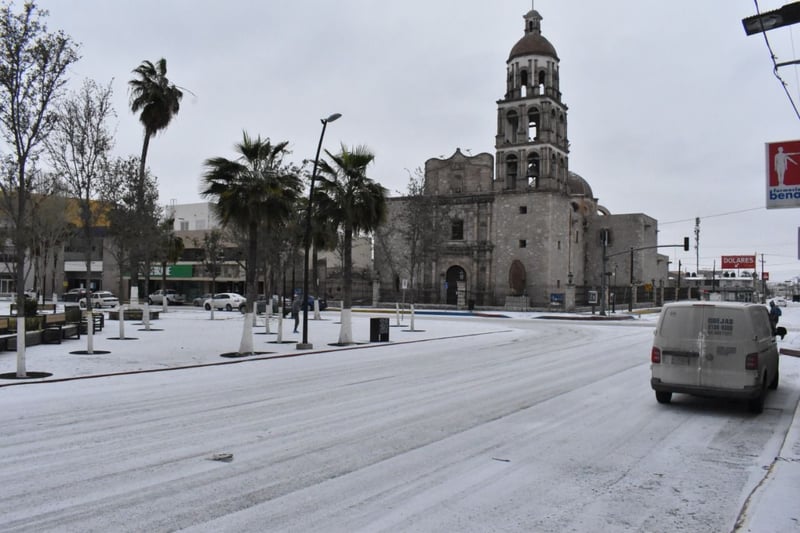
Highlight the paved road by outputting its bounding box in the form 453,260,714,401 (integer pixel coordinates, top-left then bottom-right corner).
1,318,797,532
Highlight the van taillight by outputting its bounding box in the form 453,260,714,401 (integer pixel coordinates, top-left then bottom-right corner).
651,347,661,364
745,353,759,370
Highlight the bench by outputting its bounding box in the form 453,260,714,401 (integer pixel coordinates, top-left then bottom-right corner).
0,318,15,351
10,302,57,314
42,312,80,344
79,312,104,334
64,307,103,334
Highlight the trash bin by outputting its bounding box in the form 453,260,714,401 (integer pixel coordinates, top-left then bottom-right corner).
370,317,390,342
468,299,475,311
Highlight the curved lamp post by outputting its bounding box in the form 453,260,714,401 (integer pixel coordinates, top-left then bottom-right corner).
298,112,341,349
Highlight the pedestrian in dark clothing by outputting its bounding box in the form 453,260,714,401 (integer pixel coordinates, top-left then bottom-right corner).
291,296,301,333
769,300,782,329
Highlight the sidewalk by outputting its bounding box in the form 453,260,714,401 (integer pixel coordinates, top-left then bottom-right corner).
0,306,508,383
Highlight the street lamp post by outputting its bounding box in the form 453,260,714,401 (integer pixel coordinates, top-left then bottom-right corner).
298,112,341,349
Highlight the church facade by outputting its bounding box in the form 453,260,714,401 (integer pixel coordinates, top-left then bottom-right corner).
374,8,665,309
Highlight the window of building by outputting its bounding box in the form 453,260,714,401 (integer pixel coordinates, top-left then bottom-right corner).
506,111,519,143
506,154,518,188
179,220,189,231
528,107,539,141
519,206,527,214
451,219,464,240
519,239,527,248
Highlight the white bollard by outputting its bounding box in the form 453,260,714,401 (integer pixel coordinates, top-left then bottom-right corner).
410,304,415,331
395,302,401,326
118,304,126,339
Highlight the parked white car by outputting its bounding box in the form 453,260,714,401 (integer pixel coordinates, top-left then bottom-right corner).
87,291,119,309
148,289,186,305
650,301,783,414
203,293,246,312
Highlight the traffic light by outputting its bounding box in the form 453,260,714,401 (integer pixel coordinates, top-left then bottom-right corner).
683,237,690,251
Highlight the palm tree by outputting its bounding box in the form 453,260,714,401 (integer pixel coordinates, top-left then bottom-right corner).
315,144,387,344
129,58,183,294
129,58,183,190
201,132,301,354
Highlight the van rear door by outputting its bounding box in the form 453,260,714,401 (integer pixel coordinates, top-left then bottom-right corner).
655,304,710,388
694,305,750,389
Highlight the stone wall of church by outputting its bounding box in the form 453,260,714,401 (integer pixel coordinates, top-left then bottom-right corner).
583,213,659,290
491,190,575,306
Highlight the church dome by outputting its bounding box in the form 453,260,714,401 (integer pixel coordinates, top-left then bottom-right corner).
567,171,593,198
508,10,559,62
508,33,558,61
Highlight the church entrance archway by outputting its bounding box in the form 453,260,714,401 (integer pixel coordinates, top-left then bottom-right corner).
445,266,466,306
508,260,526,296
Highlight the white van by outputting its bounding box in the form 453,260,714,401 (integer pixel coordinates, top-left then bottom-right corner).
650,301,783,413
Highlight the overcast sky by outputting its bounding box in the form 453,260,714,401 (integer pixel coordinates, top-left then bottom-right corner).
23,1,800,281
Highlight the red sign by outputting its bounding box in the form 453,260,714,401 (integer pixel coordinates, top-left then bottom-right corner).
721,255,756,269
762,272,770,281
766,139,800,208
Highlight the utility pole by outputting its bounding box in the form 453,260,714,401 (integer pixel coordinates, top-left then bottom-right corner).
695,217,700,275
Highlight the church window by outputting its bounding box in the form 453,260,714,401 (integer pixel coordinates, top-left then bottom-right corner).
519,206,527,214
520,69,528,97
506,111,519,143
506,155,518,188
528,108,539,141
451,219,464,240
519,240,527,248
527,152,540,187
537,70,546,94
452,174,463,193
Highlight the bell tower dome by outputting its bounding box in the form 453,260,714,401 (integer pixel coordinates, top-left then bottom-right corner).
495,8,569,193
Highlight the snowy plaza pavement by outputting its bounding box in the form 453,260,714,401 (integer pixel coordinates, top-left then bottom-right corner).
0,303,799,531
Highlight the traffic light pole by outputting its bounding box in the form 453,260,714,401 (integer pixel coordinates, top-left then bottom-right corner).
603,239,690,313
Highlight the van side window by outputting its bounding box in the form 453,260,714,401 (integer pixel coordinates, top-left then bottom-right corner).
754,309,773,338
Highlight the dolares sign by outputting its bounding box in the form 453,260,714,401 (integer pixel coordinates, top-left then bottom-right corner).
721,255,756,269
766,139,800,208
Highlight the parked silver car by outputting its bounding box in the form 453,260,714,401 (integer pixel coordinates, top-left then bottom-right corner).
148,289,186,305
203,293,246,312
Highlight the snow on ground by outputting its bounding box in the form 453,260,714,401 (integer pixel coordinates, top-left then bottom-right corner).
0,302,797,531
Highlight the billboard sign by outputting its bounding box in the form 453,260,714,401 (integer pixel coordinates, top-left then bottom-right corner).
766,139,800,208
721,255,756,269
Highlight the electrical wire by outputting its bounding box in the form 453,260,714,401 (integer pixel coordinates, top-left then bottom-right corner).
660,206,763,226
754,0,800,120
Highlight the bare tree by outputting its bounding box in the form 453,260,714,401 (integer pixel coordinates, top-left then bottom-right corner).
0,1,79,376
374,168,440,303
46,78,115,301
28,173,72,301
100,155,160,301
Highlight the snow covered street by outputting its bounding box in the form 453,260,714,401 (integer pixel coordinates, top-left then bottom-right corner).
1,305,798,531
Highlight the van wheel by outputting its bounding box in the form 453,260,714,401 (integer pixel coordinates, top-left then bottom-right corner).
204,303,211,311
769,369,779,390
748,378,767,414
655,391,672,404
225,304,232,311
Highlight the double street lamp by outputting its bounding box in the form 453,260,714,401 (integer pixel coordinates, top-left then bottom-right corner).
298,112,341,349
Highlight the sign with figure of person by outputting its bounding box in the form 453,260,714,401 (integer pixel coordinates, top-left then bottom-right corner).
766,139,800,208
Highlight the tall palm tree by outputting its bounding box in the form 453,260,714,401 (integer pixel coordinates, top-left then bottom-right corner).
128,58,183,295
315,144,387,344
129,58,183,190
201,131,301,354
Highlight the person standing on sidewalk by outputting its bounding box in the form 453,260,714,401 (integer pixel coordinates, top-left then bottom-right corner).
291,296,301,333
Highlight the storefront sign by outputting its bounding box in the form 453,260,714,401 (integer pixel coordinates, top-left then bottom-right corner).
721,255,756,269
766,139,800,208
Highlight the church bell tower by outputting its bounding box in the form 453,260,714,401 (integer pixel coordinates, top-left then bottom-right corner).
495,9,569,193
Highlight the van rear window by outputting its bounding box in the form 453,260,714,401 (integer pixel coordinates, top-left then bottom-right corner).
660,306,744,338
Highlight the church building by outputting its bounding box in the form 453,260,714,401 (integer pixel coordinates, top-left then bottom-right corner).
374,8,664,309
